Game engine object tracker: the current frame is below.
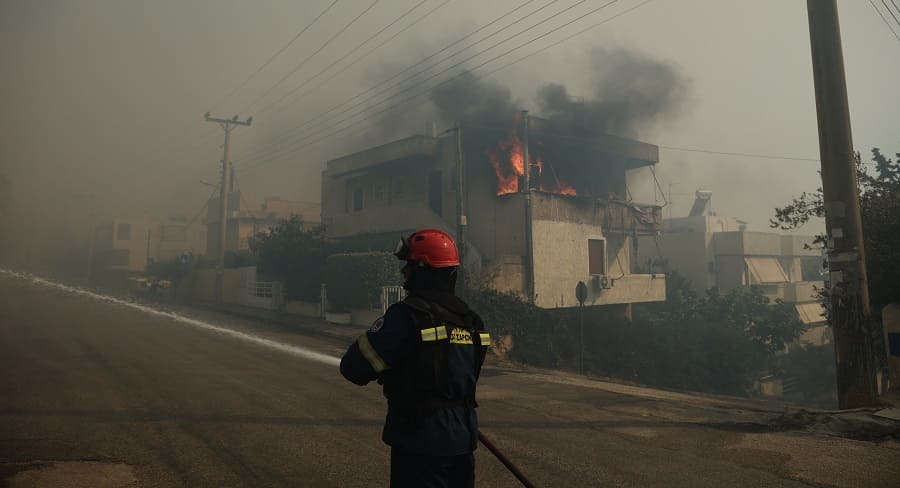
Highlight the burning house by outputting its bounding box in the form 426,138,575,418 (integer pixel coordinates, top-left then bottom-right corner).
321,113,665,310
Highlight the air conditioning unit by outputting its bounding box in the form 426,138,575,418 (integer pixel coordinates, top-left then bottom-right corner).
590,274,613,291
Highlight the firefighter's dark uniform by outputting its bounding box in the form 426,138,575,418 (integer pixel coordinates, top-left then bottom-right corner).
340,292,489,488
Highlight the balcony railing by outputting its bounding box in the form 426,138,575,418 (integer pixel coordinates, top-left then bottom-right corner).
599,201,662,235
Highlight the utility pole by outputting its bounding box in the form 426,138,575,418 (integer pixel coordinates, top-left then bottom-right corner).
204,112,252,303
806,1,877,408
455,125,468,291
521,111,535,304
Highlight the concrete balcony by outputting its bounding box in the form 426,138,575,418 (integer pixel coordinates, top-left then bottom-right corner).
784,281,823,303
599,201,662,235
760,283,786,303
780,235,822,257
713,231,783,256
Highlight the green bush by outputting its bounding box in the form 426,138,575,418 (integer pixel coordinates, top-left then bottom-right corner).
461,271,806,397
324,252,401,312
255,217,327,301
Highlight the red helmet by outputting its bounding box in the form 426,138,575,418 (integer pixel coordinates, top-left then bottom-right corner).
394,228,460,268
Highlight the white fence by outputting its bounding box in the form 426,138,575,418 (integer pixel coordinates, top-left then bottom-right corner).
239,281,284,310
381,286,407,314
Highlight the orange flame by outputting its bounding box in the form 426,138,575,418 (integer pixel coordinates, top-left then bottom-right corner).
486,131,524,195
485,115,577,197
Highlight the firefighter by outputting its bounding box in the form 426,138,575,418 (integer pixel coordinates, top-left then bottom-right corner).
340,228,490,488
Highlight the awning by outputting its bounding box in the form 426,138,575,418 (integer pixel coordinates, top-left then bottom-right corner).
745,257,789,284
796,302,826,324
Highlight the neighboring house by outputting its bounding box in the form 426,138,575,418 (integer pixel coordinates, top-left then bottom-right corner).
638,190,829,345
322,115,666,312
206,190,321,256
93,214,205,272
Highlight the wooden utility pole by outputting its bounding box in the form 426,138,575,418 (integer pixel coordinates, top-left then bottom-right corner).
204,113,252,303
806,0,877,408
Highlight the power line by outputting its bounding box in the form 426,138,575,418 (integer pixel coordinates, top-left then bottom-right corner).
658,145,820,162
881,0,900,30
237,0,623,170
237,0,602,165
261,0,453,117
237,0,625,172
240,0,382,114
155,1,452,172
891,0,900,15
257,0,431,115
869,0,900,42
476,0,656,79
236,0,549,159
659,145,881,166
208,0,341,112
184,182,222,231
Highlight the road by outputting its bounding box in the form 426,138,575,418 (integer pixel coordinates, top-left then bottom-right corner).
1,272,897,487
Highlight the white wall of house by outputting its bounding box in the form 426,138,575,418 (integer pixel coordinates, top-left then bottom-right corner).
531,219,665,308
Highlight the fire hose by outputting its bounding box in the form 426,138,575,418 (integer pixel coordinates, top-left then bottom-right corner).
478,431,536,488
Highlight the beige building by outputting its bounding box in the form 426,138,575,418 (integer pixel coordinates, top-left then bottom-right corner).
638,192,827,338
322,117,666,310
93,214,205,272
206,190,321,256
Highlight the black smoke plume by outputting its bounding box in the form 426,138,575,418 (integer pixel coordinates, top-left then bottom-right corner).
536,47,689,136
361,46,689,142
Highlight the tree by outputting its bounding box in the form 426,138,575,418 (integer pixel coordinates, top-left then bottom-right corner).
771,148,900,315
630,273,805,395
254,216,327,301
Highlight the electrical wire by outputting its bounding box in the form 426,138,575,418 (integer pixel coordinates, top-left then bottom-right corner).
235,0,550,160
881,0,900,30
259,0,453,119
475,0,655,80
234,0,561,163
869,0,900,42
236,0,631,173
237,0,617,169
208,0,341,112
241,0,382,114
257,0,431,115
657,145,820,162
184,183,222,231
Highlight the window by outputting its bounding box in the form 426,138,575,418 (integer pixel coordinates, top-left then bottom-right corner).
428,171,442,216
352,187,364,212
116,223,131,241
373,180,386,203
394,179,406,197
588,239,606,275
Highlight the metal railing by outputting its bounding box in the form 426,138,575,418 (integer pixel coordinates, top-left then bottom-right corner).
248,281,279,298
381,286,406,314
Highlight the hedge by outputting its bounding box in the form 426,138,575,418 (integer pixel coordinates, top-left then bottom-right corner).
324,252,402,311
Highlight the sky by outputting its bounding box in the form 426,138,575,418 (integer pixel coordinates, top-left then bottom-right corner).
1,0,899,262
